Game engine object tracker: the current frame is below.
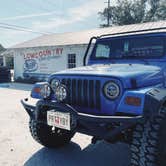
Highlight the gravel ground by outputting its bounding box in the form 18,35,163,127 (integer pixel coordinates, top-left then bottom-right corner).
0,83,130,166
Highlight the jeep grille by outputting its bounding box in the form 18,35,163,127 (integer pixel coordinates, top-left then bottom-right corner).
61,78,101,110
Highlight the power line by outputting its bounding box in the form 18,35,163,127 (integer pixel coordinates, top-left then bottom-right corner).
0,22,52,35
0,25,48,35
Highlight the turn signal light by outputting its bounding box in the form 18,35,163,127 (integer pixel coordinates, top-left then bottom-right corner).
125,96,141,106
33,87,41,93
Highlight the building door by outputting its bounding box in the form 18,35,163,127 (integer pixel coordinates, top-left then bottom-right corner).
68,54,76,69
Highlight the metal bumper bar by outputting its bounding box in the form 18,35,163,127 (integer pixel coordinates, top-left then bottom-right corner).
21,98,143,123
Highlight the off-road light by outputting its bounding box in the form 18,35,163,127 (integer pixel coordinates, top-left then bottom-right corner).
40,83,51,99
103,81,120,100
55,85,67,101
50,78,60,91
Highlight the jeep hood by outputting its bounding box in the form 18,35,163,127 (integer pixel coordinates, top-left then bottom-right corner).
53,64,163,89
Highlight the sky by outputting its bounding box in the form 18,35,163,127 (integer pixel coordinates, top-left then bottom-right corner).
0,0,110,48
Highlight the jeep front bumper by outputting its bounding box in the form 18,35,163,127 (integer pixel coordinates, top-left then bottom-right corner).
21,98,143,139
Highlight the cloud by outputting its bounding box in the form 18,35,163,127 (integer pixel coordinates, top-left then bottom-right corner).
0,0,110,47
0,29,38,47
31,0,106,31
0,11,62,21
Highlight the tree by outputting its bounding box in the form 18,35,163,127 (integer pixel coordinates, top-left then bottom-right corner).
0,44,5,53
99,0,166,27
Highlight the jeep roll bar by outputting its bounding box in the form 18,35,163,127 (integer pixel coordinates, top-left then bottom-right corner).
83,26,166,66
99,26,166,39
83,36,98,66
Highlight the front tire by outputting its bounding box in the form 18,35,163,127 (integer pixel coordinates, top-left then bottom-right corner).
29,119,75,148
130,106,166,166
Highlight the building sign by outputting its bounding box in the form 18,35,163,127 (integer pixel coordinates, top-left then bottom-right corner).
24,59,38,72
23,48,63,75
24,48,63,60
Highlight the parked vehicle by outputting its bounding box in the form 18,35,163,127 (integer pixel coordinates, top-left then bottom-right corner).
0,66,11,83
22,27,166,166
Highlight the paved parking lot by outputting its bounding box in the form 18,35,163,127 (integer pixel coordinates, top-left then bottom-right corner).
0,83,130,166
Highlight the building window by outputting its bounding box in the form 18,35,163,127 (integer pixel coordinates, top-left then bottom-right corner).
68,54,76,68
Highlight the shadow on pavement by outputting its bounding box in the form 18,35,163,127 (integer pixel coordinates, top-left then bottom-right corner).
24,141,130,166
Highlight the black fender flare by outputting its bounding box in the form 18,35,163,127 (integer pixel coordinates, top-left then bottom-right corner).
143,88,166,118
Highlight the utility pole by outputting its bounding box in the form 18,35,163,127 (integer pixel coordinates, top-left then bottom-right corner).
105,0,110,27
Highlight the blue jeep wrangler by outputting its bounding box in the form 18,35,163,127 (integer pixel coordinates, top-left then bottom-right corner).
22,27,166,166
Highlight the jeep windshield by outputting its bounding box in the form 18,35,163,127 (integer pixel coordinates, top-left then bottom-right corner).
91,36,165,60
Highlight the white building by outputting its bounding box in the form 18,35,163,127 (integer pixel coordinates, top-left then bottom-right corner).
8,30,99,81
4,21,166,81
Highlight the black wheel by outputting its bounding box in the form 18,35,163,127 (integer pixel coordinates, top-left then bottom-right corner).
130,106,166,166
29,119,75,148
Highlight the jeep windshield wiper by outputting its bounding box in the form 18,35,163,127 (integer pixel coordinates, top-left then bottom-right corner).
96,57,109,60
122,55,149,65
138,59,149,65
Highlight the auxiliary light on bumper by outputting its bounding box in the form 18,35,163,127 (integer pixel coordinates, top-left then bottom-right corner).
55,85,67,102
40,83,51,99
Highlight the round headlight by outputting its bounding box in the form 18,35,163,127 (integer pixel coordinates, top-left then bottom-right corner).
51,78,60,91
40,83,51,99
55,85,67,101
103,81,120,100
